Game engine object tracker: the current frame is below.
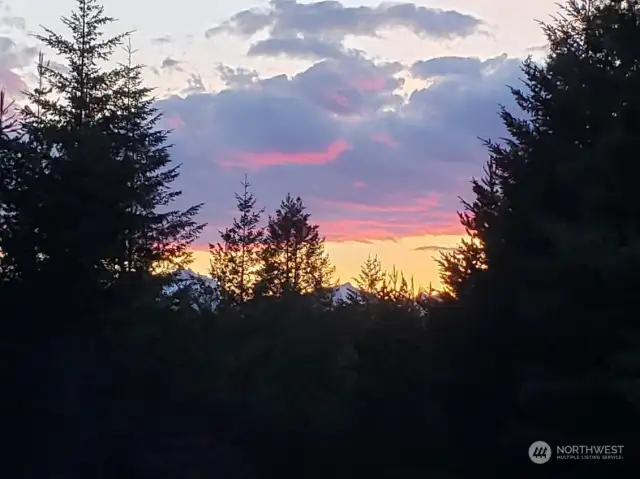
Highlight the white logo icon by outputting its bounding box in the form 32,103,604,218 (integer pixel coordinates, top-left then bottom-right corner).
529,441,552,464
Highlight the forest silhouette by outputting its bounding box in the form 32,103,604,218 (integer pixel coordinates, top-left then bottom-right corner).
1,1,638,477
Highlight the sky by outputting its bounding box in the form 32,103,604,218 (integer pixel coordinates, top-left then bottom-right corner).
0,0,562,289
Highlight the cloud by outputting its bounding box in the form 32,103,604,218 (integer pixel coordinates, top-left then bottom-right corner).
0,1,25,32
219,139,351,170
48,60,70,75
0,69,24,97
155,52,525,244
412,56,487,78
316,218,463,243
0,35,38,99
412,245,457,252
181,73,207,96
247,36,353,61
152,35,173,45
161,57,182,71
216,64,259,89
411,54,517,79
0,36,38,70
0,15,25,30
317,193,440,213
206,0,485,44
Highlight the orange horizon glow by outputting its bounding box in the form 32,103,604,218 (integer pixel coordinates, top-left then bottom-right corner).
188,232,465,291
314,218,463,243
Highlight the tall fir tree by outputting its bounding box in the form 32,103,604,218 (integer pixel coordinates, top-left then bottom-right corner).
435,1,640,473
257,194,334,297
436,158,500,299
3,0,133,292
495,0,640,456
210,175,264,306
1,0,203,294
110,39,204,283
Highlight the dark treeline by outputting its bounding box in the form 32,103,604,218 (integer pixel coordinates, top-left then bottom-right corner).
1,0,638,477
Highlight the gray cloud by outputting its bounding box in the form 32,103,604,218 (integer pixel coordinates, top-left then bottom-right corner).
216,64,259,89
247,36,352,61
181,73,206,96
48,60,70,75
411,54,517,79
206,0,485,43
412,56,486,78
152,35,173,45
0,0,25,31
0,15,25,30
0,35,38,98
0,36,38,70
161,57,182,71
155,52,524,243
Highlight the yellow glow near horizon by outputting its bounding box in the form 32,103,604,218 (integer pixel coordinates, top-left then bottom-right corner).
188,233,464,292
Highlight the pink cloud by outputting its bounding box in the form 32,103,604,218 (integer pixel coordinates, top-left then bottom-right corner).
0,70,26,98
219,139,351,170
164,113,185,130
329,92,349,108
355,77,386,92
370,133,398,147
319,192,441,213
351,180,366,189
190,217,462,248
318,217,463,242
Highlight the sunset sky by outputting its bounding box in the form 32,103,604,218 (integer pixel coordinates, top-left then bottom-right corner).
0,0,561,289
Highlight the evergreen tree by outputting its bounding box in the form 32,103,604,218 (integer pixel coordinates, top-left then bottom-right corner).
1,0,203,292
436,159,499,299
257,194,334,296
349,254,385,304
0,88,18,281
210,175,264,306
388,268,417,305
354,254,384,297
0,88,17,135
2,0,132,291
495,0,640,454
0,55,54,284
435,0,640,472
110,39,204,282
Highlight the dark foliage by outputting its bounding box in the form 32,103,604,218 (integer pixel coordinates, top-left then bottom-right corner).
210,175,264,308
1,1,638,478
